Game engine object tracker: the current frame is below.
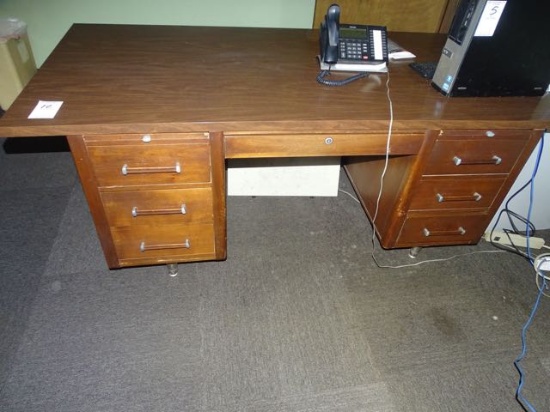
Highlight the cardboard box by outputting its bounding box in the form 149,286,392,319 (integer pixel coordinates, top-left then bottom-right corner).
0,19,37,110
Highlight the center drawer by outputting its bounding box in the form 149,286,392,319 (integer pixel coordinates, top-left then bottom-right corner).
224,132,425,158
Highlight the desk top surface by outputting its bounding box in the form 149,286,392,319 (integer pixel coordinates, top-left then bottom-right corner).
1,24,549,137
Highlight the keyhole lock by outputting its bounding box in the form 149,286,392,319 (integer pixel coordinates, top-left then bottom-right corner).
325,137,334,145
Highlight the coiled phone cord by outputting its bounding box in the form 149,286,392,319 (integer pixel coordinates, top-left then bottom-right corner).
316,69,370,86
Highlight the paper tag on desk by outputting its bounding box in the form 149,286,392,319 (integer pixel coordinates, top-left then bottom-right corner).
28,101,64,119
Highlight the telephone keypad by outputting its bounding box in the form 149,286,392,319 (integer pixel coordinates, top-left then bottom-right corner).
339,39,369,60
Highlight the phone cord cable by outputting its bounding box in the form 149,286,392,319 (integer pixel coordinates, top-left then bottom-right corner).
316,69,370,86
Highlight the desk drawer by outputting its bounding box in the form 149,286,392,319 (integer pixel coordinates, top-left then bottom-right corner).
225,132,424,158
396,213,487,247
84,134,211,187
112,223,216,263
423,130,531,175
409,175,506,211
101,188,214,227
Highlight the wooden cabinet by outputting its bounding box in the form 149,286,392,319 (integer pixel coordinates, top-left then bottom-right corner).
68,132,227,268
313,0,460,33
345,129,542,250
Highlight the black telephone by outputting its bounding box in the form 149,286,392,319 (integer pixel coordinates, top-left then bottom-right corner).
318,4,388,85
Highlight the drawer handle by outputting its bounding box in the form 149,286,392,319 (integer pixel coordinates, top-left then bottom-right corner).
423,227,466,237
452,155,502,166
132,204,187,217
436,192,482,202
121,162,181,175
140,239,191,252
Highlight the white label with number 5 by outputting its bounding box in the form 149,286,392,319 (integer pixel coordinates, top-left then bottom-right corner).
474,1,507,37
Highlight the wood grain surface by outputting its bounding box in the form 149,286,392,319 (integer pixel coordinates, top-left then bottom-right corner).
0,24,548,138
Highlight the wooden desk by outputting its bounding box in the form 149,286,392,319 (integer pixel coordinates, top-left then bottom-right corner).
1,24,548,268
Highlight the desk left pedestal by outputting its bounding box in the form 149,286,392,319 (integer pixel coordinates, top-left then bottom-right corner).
68,132,227,269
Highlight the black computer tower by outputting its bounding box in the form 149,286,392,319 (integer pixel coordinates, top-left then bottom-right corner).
432,0,550,97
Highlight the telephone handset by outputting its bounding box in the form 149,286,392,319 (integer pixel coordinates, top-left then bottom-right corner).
319,4,341,65
318,4,389,86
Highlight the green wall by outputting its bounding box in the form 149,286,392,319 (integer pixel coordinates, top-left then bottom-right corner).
0,0,316,67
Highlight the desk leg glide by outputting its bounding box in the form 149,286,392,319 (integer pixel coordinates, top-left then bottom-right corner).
409,247,422,258
167,263,179,277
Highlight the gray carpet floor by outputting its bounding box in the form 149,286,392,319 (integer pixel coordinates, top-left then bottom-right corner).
1,136,550,411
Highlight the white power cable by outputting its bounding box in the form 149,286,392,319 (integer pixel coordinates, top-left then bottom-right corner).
534,253,550,296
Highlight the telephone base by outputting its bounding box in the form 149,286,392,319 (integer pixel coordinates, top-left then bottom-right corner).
318,57,387,73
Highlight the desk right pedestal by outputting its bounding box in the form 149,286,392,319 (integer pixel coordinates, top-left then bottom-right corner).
344,129,543,249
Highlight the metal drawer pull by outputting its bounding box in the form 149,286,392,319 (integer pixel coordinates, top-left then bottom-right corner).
140,239,191,252
436,192,482,202
121,162,181,175
132,204,187,217
452,155,502,166
423,227,466,237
